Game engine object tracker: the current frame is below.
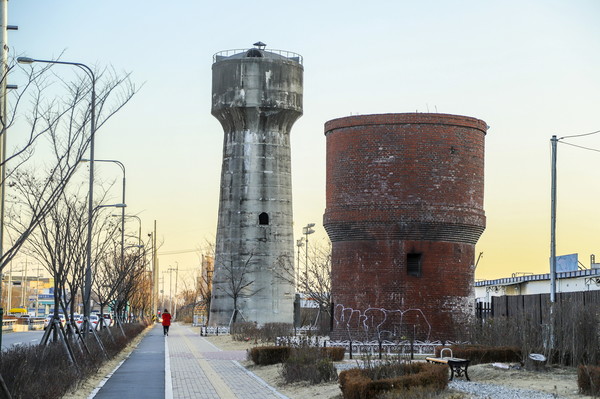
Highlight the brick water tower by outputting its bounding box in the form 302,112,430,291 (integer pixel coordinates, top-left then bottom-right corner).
209,43,302,326
324,113,487,340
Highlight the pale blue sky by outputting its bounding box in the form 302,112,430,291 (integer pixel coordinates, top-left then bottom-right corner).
8,1,600,282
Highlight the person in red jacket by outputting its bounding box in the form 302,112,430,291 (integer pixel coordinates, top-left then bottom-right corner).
161,309,171,336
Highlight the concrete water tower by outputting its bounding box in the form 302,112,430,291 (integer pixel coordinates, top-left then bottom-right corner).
209,42,303,326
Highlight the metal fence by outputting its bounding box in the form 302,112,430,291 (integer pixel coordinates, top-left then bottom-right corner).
198,326,230,336
477,291,600,323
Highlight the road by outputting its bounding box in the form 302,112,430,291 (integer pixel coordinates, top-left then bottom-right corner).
1,330,45,350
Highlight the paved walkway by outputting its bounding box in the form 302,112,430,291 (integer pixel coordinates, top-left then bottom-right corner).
91,323,289,399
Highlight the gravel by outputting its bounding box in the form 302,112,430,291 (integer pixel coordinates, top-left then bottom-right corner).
449,379,566,399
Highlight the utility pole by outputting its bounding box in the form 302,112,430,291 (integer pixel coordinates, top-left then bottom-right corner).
21,259,27,308
0,1,7,342
550,135,558,304
152,220,158,319
173,263,179,319
168,267,173,314
0,0,17,353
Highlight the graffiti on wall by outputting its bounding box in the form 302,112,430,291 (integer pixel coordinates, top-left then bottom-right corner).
334,304,432,341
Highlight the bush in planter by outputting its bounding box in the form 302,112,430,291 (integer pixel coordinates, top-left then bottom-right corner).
281,347,338,384
339,362,448,399
231,322,261,342
248,346,291,365
322,346,345,361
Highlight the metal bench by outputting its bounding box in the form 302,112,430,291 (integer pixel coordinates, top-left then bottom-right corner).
426,348,470,381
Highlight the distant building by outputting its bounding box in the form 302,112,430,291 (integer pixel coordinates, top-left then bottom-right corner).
475,268,600,303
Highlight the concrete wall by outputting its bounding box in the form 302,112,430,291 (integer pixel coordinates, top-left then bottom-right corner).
324,113,487,340
210,49,303,326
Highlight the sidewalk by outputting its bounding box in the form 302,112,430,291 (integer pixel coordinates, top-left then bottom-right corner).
91,323,289,399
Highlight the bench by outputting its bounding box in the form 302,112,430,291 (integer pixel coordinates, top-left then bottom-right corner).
426,348,470,381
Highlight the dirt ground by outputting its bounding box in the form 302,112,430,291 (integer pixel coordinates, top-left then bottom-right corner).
62,330,595,399
206,335,594,399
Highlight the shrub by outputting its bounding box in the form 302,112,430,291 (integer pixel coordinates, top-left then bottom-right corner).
260,323,293,342
248,346,291,365
281,347,338,384
0,322,148,399
231,322,261,342
339,363,448,399
322,346,345,361
435,344,520,365
578,365,600,395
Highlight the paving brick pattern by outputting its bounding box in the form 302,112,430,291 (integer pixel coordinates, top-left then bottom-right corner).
168,324,287,399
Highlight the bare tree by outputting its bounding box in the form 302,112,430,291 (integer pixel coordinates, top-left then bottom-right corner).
1,59,137,275
197,242,215,324
174,275,201,323
212,251,262,326
126,237,153,322
12,178,118,345
276,240,332,329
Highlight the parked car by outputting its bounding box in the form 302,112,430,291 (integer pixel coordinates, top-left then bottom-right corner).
43,314,66,329
73,314,84,330
101,313,113,327
89,314,99,331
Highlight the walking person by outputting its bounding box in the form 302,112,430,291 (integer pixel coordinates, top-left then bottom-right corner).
162,309,171,336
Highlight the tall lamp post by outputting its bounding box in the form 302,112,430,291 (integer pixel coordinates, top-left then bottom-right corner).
17,56,98,331
296,238,304,290
302,223,315,293
169,263,179,319
86,203,127,329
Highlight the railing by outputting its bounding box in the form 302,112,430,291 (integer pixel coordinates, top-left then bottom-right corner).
213,48,303,64
275,337,469,357
2,317,45,331
1,319,16,331
30,319,45,330
198,326,230,336
328,340,444,356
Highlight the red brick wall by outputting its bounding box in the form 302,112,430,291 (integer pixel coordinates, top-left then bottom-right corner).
324,113,487,341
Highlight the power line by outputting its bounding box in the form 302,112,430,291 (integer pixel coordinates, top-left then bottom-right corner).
559,140,600,153
559,129,600,140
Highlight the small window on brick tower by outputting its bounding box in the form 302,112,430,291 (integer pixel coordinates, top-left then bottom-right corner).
407,253,422,277
259,212,269,225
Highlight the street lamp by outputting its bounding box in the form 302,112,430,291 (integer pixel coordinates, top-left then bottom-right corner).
18,56,98,332
302,223,315,293
113,214,142,248
169,263,179,319
87,203,126,327
84,158,126,272
296,238,304,290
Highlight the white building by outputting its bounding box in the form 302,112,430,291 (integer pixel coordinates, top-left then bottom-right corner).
475,268,600,303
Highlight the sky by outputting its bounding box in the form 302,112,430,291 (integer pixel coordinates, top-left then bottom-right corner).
6,1,600,290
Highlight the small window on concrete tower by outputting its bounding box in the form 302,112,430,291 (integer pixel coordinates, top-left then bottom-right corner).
407,253,422,277
259,212,269,225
